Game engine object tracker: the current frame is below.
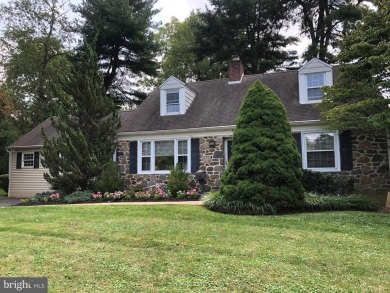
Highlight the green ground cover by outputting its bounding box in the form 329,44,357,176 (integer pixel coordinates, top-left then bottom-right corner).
0,188,7,197
0,205,388,292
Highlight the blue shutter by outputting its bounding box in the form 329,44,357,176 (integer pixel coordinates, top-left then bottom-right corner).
129,141,138,174
16,152,22,169
34,152,40,169
292,132,302,155
340,130,353,171
191,138,200,172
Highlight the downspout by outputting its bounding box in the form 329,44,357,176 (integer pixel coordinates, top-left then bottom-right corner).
6,149,12,197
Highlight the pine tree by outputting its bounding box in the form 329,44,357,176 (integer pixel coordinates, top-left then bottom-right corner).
41,43,120,193
220,80,304,213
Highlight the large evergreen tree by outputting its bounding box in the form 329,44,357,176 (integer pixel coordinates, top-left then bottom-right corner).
219,81,304,213
318,0,390,132
75,0,160,105
193,0,298,74
41,44,120,193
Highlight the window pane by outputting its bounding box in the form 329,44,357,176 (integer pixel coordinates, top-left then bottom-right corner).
23,153,34,167
167,104,180,113
307,88,323,100
142,157,151,171
142,142,151,156
167,92,180,113
307,73,325,87
307,151,335,168
155,141,174,170
306,133,334,151
178,156,188,170
178,140,188,155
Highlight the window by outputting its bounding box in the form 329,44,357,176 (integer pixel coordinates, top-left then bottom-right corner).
23,153,34,168
302,132,340,171
307,73,325,101
139,139,190,173
166,91,180,113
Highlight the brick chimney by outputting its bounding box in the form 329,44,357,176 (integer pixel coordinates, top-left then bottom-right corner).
228,55,244,84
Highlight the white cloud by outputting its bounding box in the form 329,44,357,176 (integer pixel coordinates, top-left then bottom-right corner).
153,0,208,23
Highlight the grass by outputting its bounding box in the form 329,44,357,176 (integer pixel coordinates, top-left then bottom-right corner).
0,187,7,197
0,205,389,292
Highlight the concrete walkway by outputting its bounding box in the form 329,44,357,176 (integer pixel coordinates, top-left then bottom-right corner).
0,197,21,207
0,197,203,208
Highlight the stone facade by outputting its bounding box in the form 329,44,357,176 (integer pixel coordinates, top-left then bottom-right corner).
198,136,226,192
116,137,229,191
116,131,390,196
342,130,390,196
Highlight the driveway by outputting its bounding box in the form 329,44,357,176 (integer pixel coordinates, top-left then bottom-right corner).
0,197,20,207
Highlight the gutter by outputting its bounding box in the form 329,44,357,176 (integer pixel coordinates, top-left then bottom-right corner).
117,121,324,137
6,149,12,197
6,145,43,150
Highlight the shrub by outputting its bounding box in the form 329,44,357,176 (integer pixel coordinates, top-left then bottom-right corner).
203,192,377,214
0,174,9,193
302,193,377,212
220,81,304,213
103,191,125,201
302,170,355,195
94,162,125,193
64,191,93,204
203,192,276,215
168,164,189,196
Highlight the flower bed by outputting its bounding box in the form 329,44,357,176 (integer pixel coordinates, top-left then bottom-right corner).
19,185,201,205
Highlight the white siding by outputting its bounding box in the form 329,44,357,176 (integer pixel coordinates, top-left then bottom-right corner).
9,149,52,198
184,88,196,111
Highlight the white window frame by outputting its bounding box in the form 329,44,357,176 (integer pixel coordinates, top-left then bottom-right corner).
22,152,34,168
301,131,340,172
166,91,180,114
306,73,325,101
137,139,191,174
160,88,184,116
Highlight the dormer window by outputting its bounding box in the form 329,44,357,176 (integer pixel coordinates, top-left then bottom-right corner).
298,58,333,104
166,91,180,113
307,73,325,101
160,76,197,116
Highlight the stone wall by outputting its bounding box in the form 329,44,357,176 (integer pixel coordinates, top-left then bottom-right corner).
342,130,390,196
116,132,390,196
116,137,228,191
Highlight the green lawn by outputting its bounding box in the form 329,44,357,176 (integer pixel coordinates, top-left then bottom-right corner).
0,205,389,292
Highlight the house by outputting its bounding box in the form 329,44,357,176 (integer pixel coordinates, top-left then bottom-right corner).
6,57,390,198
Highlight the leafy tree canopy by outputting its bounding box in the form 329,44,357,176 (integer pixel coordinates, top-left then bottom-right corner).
0,0,74,127
158,13,223,82
318,0,390,132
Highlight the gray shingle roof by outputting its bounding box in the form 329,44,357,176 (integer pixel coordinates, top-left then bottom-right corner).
7,117,58,149
8,68,329,149
118,70,320,133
